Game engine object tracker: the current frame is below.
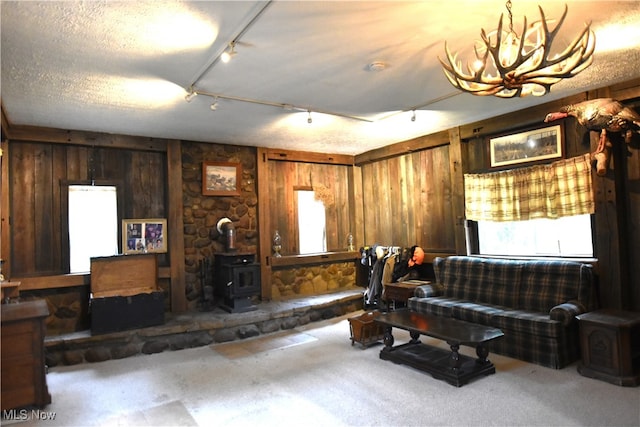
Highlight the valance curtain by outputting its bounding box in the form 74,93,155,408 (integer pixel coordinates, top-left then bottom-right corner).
464,154,594,222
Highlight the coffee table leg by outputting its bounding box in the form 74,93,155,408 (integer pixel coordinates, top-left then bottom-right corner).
383,326,394,349
409,330,421,344
448,342,461,372
476,344,489,364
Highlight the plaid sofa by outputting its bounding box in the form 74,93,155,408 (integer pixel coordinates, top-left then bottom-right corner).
407,256,597,369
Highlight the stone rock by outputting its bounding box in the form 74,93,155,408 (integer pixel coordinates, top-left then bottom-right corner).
214,328,236,343
111,344,140,360
259,319,281,334
237,324,260,339
141,340,169,354
63,350,84,365
281,317,299,330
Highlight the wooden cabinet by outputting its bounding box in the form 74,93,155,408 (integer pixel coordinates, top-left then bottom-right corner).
1,300,51,410
576,309,640,387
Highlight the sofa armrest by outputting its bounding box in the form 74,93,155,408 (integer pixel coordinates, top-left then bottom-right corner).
414,283,444,298
549,300,587,326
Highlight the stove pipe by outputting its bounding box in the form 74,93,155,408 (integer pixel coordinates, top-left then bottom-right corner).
216,217,236,251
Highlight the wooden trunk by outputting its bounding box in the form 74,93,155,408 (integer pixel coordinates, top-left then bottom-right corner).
90,254,164,334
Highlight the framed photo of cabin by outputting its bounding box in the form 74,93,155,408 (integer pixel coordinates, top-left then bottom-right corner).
122,218,167,254
489,124,563,168
202,161,241,196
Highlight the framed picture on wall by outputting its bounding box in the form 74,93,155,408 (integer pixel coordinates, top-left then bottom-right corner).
489,124,563,168
122,218,167,254
202,161,241,196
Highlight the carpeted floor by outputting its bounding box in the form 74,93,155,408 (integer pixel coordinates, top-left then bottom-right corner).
2,312,639,427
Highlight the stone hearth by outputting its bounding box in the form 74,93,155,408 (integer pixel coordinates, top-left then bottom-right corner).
45,289,363,367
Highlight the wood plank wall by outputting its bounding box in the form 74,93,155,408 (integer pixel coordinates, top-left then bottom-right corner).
359,146,456,252
267,158,353,254
8,142,168,277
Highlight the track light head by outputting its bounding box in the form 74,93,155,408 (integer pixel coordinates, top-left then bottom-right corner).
307,110,312,124
411,110,416,122
221,42,237,63
185,88,197,102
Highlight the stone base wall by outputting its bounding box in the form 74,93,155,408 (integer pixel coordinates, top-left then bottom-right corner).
271,262,357,299
44,292,362,366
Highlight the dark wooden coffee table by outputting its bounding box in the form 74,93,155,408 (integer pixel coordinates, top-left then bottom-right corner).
375,309,504,387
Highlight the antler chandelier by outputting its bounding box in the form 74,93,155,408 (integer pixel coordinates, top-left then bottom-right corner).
440,1,595,98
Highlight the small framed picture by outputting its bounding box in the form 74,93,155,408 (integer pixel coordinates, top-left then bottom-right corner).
123,218,167,254
202,161,241,196
489,124,563,168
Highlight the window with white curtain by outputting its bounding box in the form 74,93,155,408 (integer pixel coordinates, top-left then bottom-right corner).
68,185,119,273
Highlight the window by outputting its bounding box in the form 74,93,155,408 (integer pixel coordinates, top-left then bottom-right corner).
296,190,327,254
471,214,594,258
68,185,119,273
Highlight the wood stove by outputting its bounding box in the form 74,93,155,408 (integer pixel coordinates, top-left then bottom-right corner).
214,252,260,313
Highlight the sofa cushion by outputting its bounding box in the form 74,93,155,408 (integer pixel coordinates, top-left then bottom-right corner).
519,261,592,312
408,296,458,318
451,301,509,326
434,256,522,307
491,309,565,338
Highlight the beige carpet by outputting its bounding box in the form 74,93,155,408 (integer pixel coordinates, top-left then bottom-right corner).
3,312,639,427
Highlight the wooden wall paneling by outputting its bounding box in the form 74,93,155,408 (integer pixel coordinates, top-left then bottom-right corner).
257,148,272,300
387,156,402,245
348,164,364,251
592,128,621,308
625,122,640,310
167,140,186,312
1,140,10,278
448,127,466,255
397,155,411,247
34,144,54,272
417,151,428,246
49,145,66,272
284,161,297,254
10,143,37,275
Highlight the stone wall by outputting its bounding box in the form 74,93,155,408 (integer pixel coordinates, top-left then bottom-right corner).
181,142,258,311
271,262,358,299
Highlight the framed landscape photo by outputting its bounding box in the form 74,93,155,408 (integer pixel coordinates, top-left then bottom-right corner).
202,161,241,196
122,218,167,254
489,124,563,168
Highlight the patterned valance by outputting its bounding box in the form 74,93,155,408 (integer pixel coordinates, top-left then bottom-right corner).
464,154,594,222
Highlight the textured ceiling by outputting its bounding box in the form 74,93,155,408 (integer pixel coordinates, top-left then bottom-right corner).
2,1,640,155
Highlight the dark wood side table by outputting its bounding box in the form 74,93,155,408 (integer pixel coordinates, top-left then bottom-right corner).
383,280,430,310
576,309,640,387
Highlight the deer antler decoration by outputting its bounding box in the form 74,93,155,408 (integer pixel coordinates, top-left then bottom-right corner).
440,2,595,98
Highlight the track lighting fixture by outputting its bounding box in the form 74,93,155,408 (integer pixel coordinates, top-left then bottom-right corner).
307,110,312,124
221,42,237,63
185,87,197,102
411,110,416,122
210,97,219,111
